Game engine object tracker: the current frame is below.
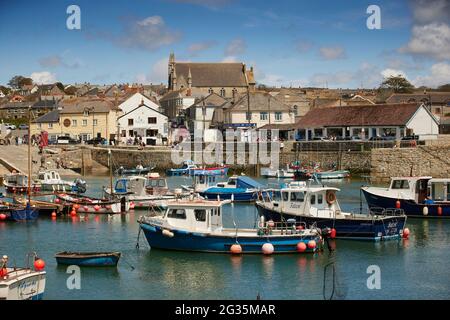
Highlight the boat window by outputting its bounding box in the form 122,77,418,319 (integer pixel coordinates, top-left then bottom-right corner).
318,194,323,204
38,174,45,180
158,179,166,187
391,180,410,189
282,192,289,201
431,183,446,201
310,194,316,204
209,176,215,183
195,209,207,222
198,176,205,184
115,180,126,191
291,192,304,202
52,172,56,179
272,191,281,201
167,209,186,220
228,179,236,186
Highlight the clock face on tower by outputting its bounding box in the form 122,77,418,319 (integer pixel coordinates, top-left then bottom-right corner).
63,119,71,127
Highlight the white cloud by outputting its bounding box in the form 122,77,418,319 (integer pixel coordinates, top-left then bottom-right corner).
410,0,450,24
413,62,450,88
381,68,408,79
30,71,57,84
117,16,181,51
400,23,450,60
225,38,246,56
319,46,346,60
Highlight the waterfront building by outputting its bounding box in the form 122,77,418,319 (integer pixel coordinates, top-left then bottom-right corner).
0,100,57,120
30,109,61,140
58,98,121,142
118,92,161,114
38,84,65,101
186,93,227,132
117,100,168,145
295,103,439,141
167,53,256,99
159,87,203,121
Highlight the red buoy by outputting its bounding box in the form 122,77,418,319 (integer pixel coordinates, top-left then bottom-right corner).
402,228,410,239
70,210,77,217
307,240,316,249
262,243,274,255
0,213,7,221
34,259,45,271
230,244,242,254
54,198,60,204
438,207,443,216
83,206,89,211
130,202,135,209
296,225,304,230
296,242,307,252
94,205,100,211
51,211,57,218
395,200,401,209
330,228,337,239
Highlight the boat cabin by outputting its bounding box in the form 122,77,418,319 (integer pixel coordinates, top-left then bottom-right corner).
162,200,225,233
145,172,168,195
114,176,147,195
4,172,28,186
268,182,342,218
37,170,62,183
387,176,432,203
428,179,450,202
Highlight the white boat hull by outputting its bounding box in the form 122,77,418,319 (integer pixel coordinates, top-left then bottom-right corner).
0,269,46,300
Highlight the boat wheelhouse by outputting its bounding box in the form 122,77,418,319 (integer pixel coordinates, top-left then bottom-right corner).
3,172,32,193
362,176,450,217
138,198,323,254
37,170,86,193
256,181,407,241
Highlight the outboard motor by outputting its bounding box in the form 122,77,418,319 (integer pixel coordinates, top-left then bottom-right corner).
74,178,87,194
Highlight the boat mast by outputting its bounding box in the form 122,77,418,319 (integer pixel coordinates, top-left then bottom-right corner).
27,106,32,203
108,149,113,199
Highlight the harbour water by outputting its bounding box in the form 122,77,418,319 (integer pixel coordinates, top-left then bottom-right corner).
1,176,450,300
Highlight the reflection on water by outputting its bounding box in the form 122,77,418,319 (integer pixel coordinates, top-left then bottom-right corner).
1,176,450,299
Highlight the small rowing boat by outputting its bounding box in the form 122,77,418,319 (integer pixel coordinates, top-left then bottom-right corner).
54,252,121,267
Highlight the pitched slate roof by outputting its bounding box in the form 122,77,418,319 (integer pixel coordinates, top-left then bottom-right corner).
223,91,291,112
387,92,450,104
191,93,228,108
59,98,119,114
174,63,247,87
295,103,426,128
32,109,60,123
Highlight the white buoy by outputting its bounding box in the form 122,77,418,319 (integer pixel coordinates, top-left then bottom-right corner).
162,229,174,238
423,206,429,216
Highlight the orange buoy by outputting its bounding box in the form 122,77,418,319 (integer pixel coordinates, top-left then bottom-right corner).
0,213,7,221
34,259,45,271
74,204,80,210
395,200,401,209
130,202,135,209
54,198,60,204
330,228,337,239
70,210,77,217
296,225,304,230
438,207,443,216
307,240,316,249
83,206,89,211
296,242,307,252
94,205,100,211
230,244,242,254
51,211,57,218
262,243,274,255
402,228,410,239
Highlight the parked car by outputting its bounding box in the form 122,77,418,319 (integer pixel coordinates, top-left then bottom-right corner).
401,135,419,141
57,136,80,145
85,137,106,145
4,123,16,130
312,136,329,141
369,136,384,141
18,124,29,130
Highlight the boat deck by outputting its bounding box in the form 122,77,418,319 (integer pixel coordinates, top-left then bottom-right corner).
0,268,45,285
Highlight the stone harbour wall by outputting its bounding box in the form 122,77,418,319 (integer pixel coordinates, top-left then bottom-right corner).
370,145,450,183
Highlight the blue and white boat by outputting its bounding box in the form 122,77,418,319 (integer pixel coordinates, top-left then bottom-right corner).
166,160,198,176
54,252,121,267
314,170,350,180
183,174,267,202
138,198,323,254
362,176,450,218
188,165,229,177
256,181,407,241
1,202,39,221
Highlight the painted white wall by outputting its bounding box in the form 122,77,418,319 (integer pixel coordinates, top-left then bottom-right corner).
118,105,168,145
230,111,295,128
118,92,160,114
406,105,439,137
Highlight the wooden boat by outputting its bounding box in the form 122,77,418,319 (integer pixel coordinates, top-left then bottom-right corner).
362,177,450,218
0,253,46,300
315,170,350,180
256,181,407,241
55,193,128,214
54,252,121,267
138,198,323,254
13,197,64,216
0,202,39,221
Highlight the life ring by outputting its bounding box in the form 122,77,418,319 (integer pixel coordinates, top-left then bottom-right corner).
326,190,336,205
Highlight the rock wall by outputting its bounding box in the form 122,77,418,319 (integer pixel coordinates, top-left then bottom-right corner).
370,145,450,183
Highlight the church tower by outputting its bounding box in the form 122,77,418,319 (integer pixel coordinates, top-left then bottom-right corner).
168,52,176,90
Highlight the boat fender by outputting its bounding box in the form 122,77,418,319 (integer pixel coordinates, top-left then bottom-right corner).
423,206,428,216
162,229,174,238
326,190,336,205
438,207,443,216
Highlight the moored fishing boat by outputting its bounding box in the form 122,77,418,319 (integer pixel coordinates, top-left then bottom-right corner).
315,170,350,180
55,193,128,214
166,160,197,176
256,181,408,241
0,253,46,300
36,170,86,193
54,252,121,267
189,165,229,176
361,176,450,218
0,202,39,221
2,172,36,193
138,198,323,254
12,197,61,216
183,174,267,202
116,165,154,176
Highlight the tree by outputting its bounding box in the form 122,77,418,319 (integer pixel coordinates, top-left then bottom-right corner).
437,84,450,92
379,75,414,93
7,75,33,89
0,85,11,95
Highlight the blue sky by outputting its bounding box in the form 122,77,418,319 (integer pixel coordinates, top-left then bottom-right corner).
0,0,449,88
